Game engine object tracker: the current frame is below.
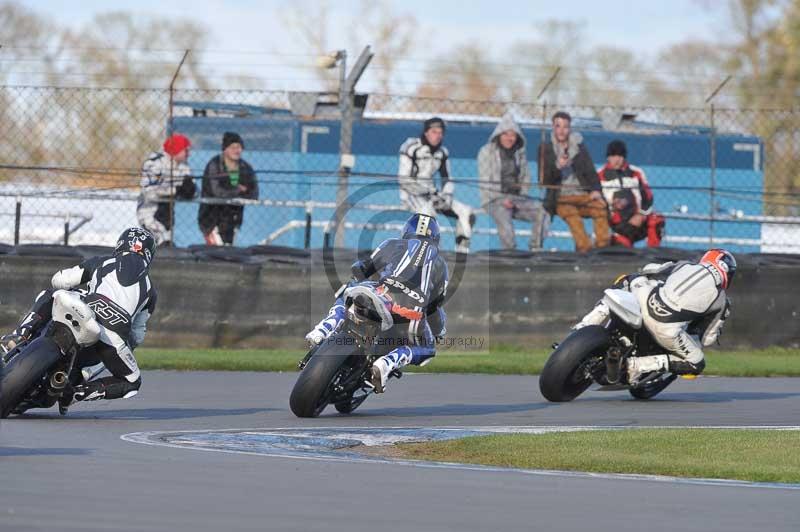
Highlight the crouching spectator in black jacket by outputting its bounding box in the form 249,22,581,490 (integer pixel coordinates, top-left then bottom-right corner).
598,140,665,247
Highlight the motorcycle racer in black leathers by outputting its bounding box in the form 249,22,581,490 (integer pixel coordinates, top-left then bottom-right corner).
306,213,449,392
1,227,158,409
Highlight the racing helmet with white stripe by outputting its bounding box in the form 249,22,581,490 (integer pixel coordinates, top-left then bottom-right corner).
700,248,737,289
114,227,156,268
402,213,440,245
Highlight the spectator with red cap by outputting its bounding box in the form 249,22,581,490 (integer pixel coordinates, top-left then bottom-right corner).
136,133,196,246
597,139,665,248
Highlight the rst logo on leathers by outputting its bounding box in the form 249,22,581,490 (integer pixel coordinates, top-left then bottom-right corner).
87,298,130,326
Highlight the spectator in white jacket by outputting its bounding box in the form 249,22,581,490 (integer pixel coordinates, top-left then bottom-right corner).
136,133,196,246
398,117,474,253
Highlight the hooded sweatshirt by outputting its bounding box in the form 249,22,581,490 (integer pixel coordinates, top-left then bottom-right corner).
477,114,531,205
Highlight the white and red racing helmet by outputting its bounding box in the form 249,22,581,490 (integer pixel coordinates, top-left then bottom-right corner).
700,248,737,289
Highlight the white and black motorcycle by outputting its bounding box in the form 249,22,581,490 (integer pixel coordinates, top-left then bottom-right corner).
0,290,102,417
539,288,687,402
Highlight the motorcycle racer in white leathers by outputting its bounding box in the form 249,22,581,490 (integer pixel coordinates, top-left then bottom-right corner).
575,249,735,384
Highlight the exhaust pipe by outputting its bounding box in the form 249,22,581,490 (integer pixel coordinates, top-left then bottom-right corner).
47,371,69,395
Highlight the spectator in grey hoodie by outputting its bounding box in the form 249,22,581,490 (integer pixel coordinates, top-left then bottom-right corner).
478,113,548,250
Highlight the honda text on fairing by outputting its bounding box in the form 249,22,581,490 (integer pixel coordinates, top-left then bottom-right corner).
539,249,735,402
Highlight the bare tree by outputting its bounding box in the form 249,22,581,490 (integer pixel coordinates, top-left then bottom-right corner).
347,0,417,95
0,5,219,189
279,0,338,91
724,0,800,215
655,40,730,108
415,43,502,109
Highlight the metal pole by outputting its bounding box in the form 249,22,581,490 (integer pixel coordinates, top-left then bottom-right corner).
539,101,548,186
64,215,70,246
332,46,373,249
709,104,716,246
333,50,348,248
14,197,21,246
304,207,312,249
536,67,561,102
705,75,732,104
168,49,190,246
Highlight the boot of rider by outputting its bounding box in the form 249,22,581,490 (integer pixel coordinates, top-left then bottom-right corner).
370,347,413,394
573,301,610,330
73,376,142,403
1,290,55,353
305,303,346,346
1,313,44,353
626,355,669,385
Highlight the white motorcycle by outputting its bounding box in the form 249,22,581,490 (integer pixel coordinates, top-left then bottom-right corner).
0,290,102,417
539,288,685,402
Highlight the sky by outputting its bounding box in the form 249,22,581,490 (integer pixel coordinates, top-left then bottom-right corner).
14,0,734,91
29,0,727,53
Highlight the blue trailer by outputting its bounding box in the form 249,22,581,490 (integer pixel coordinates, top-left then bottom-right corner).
170,102,765,253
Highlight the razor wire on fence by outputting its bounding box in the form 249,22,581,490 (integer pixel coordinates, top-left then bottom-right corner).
1,85,799,254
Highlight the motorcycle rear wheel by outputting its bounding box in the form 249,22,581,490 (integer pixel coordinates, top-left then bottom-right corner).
289,335,360,418
0,337,61,418
539,326,610,402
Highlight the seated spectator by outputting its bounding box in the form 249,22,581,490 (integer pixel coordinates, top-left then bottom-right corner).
478,113,548,250
137,133,196,247
598,140,665,247
398,117,475,253
538,111,609,253
198,131,259,246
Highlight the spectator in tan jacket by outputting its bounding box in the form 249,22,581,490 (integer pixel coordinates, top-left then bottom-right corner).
538,111,609,253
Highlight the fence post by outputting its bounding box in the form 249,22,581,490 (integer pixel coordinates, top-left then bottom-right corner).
333,50,348,249
167,49,190,246
304,205,312,249
64,214,70,246
333,46,373,248
539,101,548,186
14,196,21,246
709,104,717,246
704,76,730,248
537,68,559,219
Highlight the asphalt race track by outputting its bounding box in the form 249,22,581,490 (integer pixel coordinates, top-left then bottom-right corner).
2,371,800,532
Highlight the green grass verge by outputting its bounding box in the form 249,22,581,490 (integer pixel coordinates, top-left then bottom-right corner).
135,346,800,377
393,429,800,484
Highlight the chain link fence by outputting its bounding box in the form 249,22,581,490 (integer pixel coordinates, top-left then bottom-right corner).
2,85,798,254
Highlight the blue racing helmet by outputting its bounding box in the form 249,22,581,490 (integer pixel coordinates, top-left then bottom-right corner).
401,213,440,245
